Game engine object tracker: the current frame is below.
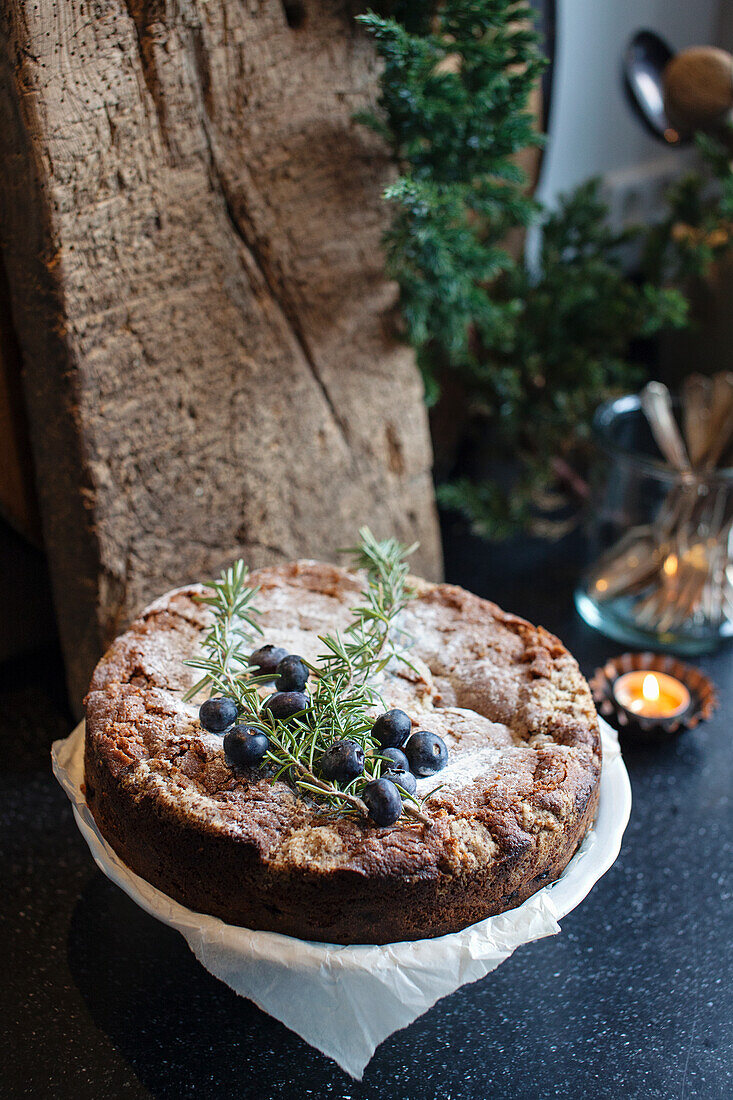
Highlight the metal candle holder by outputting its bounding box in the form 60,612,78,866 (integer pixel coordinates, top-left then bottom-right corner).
590,651,717,742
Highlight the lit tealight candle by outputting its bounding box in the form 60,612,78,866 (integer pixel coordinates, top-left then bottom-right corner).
613,670,690,720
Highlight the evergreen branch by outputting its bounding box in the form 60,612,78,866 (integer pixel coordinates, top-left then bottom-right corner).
358,1,733,540
182,562,263,703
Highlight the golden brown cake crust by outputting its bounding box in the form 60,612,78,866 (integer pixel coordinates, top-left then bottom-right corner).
83,561,601,944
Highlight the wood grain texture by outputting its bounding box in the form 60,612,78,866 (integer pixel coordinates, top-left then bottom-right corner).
0,0,442,706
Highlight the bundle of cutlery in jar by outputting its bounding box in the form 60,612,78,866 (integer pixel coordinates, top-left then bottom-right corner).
588,375,733,640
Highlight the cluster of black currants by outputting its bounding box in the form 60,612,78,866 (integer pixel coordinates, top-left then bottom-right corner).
198,643,311,768
197,645,449,829
318,709,449,827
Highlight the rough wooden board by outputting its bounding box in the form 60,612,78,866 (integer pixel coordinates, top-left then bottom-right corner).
0,0,442,708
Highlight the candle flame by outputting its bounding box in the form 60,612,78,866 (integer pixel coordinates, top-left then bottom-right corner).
663,554,678,577
642,674,660,703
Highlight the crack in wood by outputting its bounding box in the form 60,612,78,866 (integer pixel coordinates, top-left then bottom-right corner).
215,170,352,450
186,22,351,450
128,4,351,447
120,3,350,448
123,0,174,156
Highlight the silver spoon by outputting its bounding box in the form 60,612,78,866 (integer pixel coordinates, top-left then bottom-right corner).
640,381,692,474
624,31,683,144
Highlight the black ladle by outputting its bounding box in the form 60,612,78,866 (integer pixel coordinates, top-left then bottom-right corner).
624,30,686,145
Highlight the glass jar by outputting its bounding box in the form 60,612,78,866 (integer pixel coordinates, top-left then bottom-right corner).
575,394,733,654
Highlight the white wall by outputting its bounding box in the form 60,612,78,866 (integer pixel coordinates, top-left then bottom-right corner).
536,0,724,209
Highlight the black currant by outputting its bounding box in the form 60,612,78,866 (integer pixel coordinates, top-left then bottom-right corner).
384,767,417,797
223,725,269,768
371,709,412,749
276,654,309,692
199,696,238,734
404,731,449,777
250,644,289,677
318,739,365,784
379,747,410,772
362,778,403,826
262,691,310,720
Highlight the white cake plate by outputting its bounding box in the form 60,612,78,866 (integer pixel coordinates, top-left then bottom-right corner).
52,718,631,1079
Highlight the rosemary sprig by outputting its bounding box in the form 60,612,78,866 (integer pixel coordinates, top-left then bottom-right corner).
182,561,264,707
184,530,434,827
324,526,419,685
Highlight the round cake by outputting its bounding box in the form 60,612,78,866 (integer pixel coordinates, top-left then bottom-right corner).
84,560,601,944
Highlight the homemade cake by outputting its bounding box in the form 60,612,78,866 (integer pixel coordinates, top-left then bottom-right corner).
84,560,601,944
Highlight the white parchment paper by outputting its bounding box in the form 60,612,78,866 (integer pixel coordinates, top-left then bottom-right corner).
52,719,630,1079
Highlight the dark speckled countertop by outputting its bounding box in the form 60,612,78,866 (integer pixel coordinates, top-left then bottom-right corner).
2,524,731,1099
